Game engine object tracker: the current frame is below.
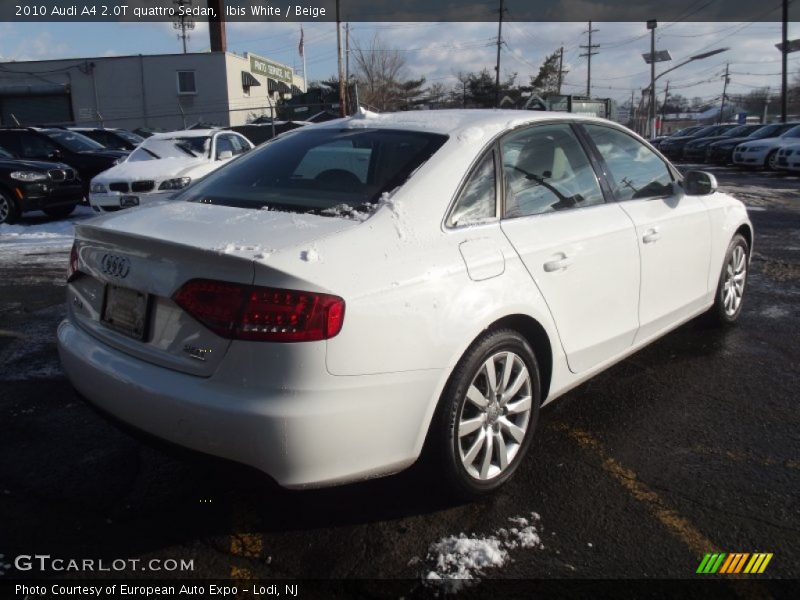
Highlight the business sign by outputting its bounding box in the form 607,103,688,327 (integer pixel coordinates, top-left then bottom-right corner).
248,53,293,84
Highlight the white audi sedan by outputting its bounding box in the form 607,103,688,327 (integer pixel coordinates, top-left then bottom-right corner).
58,110,752,495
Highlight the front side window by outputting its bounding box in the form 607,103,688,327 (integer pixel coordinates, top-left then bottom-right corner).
20,133,59,158
501,123,604,218
177,71,197,95
583,124,674,201
215,135,235,159
178,128,448,215
447,150,496,227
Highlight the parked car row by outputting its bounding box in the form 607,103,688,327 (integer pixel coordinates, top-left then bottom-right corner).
651,121,800,172
0,125,256,223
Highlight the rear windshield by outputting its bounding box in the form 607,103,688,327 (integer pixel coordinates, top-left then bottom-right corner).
179,128,448,214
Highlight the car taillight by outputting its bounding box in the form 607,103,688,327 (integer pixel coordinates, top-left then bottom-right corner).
173,279,345,342
67,242,80,282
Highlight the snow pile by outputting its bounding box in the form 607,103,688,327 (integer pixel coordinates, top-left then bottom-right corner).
424,513,544,589
0,206,94,267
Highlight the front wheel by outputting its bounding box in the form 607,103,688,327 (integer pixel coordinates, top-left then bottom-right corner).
435,329,541,497
765,150,779,171
707,234,749,326
0,190,20,224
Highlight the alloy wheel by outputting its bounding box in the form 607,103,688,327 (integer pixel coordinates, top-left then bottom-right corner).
0,196,9,223
457,351,532,481
723,245,747,316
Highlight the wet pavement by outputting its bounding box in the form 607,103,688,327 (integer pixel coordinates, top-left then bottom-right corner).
0,166,798,591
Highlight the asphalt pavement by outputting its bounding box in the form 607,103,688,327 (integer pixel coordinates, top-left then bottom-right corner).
0,166,798,594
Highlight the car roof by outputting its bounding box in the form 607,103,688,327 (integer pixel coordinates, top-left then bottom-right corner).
313,109,614,142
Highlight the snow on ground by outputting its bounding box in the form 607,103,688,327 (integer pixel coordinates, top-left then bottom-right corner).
423,513,544,591
0,206,95,267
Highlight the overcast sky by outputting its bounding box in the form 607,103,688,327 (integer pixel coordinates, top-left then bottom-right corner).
1,20,798,108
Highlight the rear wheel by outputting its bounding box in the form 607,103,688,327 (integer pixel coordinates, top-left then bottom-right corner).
43,204,76,219
0,190,20,224
434,329,541,497
707,234,749,326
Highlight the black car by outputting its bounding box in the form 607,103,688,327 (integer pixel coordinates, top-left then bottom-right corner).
69,127,144,151
0,145,83,224
683,124,764,163
706,122,800,165
659,125,736,161
0,128,127,197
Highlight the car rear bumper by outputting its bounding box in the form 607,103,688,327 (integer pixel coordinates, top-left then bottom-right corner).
57,318,440,488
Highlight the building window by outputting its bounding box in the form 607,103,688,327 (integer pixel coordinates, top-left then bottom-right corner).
177,71,197,95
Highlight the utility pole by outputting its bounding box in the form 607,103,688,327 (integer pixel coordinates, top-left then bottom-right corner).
781,0,788,122
719,63,730,124
336,0,347,117
661,81,669,130
557,46,564,95
647,20,657,137
629,89,635,125
345,23,350,86
494,0,505,108
580,21,600,97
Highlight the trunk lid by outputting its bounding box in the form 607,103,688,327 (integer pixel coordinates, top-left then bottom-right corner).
69,202,355,376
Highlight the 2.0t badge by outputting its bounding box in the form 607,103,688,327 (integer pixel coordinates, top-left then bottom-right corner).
100,254,130,278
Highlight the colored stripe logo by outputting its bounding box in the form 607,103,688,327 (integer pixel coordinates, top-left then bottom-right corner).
697,552,773,574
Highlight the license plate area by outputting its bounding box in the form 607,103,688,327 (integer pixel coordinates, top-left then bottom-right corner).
101,284,150,340
120,195,139,208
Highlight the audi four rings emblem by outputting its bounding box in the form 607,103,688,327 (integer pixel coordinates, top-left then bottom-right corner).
101,254,131,278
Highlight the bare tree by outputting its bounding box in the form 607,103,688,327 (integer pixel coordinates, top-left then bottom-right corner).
352,33,413,111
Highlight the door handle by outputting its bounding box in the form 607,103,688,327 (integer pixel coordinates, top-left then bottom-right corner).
543,254,572,272
643,228,661,244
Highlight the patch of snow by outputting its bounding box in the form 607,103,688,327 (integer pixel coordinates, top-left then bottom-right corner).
300,247,321,262
423,513,544,590
458,127,484,143
762,305,789,319
0,206,94,267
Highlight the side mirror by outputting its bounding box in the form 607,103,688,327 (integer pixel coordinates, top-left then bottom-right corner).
683,170,717,196
217,150,233,160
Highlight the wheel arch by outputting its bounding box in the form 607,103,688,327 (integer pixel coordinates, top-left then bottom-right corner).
486,314,554,403
735,223,753,255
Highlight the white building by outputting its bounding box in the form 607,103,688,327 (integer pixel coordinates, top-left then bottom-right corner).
0,51,305,130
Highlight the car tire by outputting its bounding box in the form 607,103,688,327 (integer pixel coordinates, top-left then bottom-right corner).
765,150,779,171
43,204,76,219
433,328,541,498
0,190,20,224
707,234,749,326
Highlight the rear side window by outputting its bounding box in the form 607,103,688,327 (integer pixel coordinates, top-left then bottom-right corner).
583,124,674,201
501,123,604,218
447,150,497,227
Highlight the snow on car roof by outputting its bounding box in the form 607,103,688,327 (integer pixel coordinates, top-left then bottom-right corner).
148,129,221,139
315,109,609,142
